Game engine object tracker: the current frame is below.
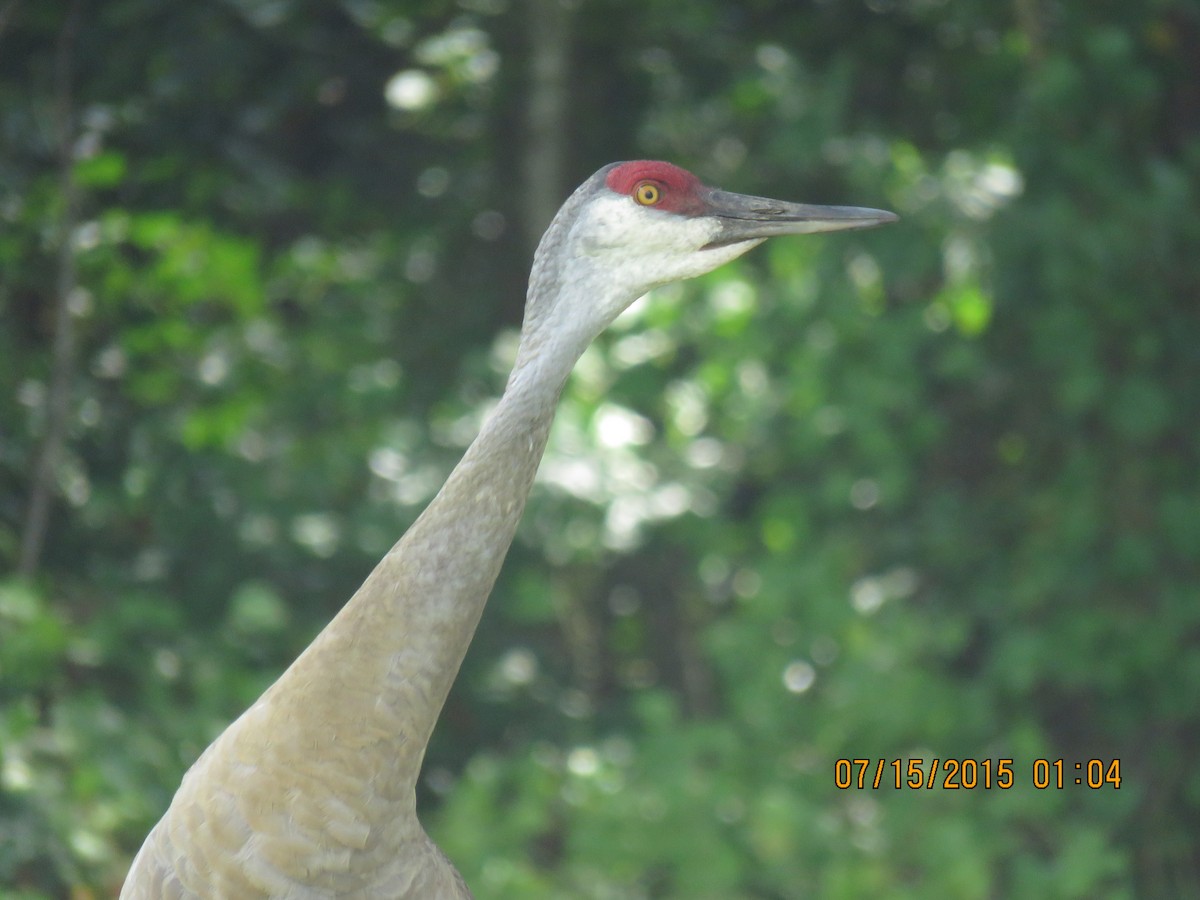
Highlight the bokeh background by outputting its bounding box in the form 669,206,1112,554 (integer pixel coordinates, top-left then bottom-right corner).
2,1,1198,897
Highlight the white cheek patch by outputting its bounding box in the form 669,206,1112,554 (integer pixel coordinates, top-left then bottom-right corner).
657,215,722,253
575,195,721,257
574,195,639,253
560,193,757,306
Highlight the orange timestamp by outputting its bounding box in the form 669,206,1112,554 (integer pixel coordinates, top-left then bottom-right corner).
834,758,1122,790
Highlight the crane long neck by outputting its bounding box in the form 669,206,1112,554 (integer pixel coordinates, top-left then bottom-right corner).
370,367,563,742
267,307,580,805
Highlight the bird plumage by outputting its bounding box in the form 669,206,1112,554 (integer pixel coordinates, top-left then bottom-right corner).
121,161,895,898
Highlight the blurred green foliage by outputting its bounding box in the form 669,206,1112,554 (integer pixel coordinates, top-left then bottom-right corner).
1,1,1197,897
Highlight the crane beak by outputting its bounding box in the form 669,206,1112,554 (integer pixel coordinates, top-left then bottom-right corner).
701,188,898,248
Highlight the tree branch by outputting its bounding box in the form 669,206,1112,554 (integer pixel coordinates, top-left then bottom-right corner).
0,0,22,46
18,0,84,577
520,0,573,256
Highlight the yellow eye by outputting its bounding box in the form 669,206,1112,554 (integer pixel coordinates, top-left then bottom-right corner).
634,181,661,206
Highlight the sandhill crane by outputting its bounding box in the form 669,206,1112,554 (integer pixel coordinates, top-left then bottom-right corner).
120,160,896,898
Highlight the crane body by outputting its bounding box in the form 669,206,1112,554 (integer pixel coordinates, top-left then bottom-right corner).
121,161,895,898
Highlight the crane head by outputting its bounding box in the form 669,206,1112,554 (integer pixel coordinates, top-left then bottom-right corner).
601,159,896,247
519,160,897,376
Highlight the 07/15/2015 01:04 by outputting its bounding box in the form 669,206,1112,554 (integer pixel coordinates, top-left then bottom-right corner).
834,758,1122,790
